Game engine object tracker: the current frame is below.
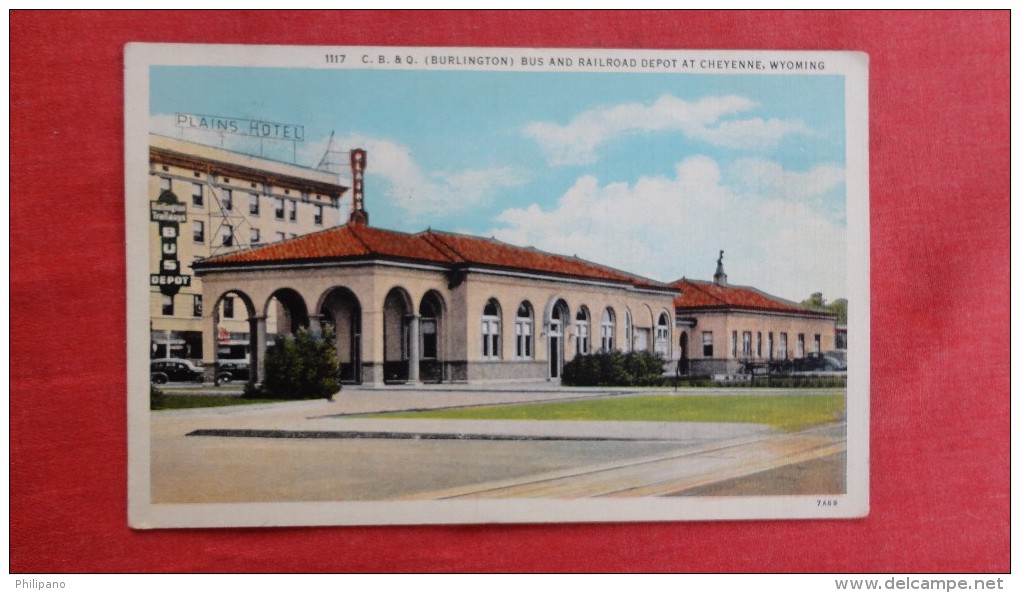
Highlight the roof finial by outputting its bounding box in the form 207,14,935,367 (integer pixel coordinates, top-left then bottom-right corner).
714,250,728,287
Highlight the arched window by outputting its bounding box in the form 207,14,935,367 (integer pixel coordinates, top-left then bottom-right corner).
623,310,633,352
654,312,670,356
514,302,534,359
482,298,501,360
575,306,591,356
600,308,616,352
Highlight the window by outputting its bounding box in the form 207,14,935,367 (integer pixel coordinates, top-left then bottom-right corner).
314,204,323,225
575,307,590,356
221,224,234,247
275,197,285,220
779,332,788,359
732,331,738,358
702,331,714,357
655,313,670,356
482,298,501,359
288,199,297,222
814,334,821,354
223,297,235,319
275,231,286,242
192,182,203,207
623,310,633,352
251,228,260,244
221,189,233,211
757,332,763,359
768,332,774,360
159,177,171,191
796,333,805,358
249,193,260,216
193,220,204,243
193,295,203,317
741,331,752,358
161,294,174,316
600,309,616,352
515,302,534,359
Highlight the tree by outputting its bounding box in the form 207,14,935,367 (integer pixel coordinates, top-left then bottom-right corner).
801,293,848,325
261,326,340,400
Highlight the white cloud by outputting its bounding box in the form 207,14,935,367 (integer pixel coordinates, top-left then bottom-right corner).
727,158,845,200
329,134,527,214
523,95,809,166
490,156,847,301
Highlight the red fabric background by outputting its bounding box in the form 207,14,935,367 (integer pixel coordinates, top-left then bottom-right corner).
10,11,1009,573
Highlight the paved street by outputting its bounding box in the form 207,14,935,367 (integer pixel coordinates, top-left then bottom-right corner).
149,385,846,503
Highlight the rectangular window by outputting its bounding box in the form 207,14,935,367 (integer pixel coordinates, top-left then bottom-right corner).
251,228,260,244
742,331,752,358
223,297,234,319
193,295,202,317
275,231,286,242
797,333,805,358
275,197,285,219
779,333,788,359
314,204,323,225
161,293,174,316
768,332,774,360
221,189,233,211
288,199,297,222
756,332,763,358
221,224,234,247
159,177,171,191
193,220,204,243
702,331,714,358
731,331,738,358
192,182,203,207
249,193,260,216
814,334,822,354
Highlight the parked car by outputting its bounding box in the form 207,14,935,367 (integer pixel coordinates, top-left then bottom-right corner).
216,360,250,384
151,358,204,384
793,352,846,372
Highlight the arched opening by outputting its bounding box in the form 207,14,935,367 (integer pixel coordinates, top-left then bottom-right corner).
574,306,591,357
419,290,446,383
600,308,616,352
264,288,310,343
210,289,257,384
546,298,570,379
679,331,690,375
481,297,503,360
319,287,362,385
655,311,671,357
383,287,413,383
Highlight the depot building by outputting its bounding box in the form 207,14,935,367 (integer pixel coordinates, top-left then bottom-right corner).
192,155,679,386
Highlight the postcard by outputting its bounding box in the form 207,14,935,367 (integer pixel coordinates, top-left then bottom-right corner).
126,44,869,527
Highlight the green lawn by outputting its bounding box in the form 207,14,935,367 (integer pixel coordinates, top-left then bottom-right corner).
373,393,845,432
151,395,283,410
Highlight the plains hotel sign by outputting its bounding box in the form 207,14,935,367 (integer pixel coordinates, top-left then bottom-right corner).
175,113,305,141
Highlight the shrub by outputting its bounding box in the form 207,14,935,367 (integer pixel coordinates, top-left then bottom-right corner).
261,326,340,400
562,351,667,386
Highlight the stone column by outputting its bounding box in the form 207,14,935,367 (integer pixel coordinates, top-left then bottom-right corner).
255,316,267,385
201,310,219,384
407,314,420,385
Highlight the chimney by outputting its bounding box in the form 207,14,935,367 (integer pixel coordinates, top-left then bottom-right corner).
348,148,368,225
713,250,728,287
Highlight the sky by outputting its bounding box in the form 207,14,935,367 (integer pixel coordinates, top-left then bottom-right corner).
150,65,848,302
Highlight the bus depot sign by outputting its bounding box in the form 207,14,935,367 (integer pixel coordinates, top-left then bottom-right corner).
175,113,305,142
150,191,191,296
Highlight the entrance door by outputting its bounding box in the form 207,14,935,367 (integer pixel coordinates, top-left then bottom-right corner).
549,319,562,378
634,328,649,352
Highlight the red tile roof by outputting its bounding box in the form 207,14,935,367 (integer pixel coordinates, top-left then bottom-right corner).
671,278,832,316
194,224,673,291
